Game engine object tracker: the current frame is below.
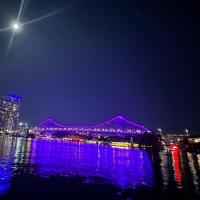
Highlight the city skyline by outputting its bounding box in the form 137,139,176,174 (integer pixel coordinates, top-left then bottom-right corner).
0,93,194,135
0,0,199,133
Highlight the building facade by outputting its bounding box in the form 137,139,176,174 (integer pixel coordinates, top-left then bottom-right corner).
0,95,21,134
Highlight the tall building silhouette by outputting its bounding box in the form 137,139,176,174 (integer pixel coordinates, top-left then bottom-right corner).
0,95,21,134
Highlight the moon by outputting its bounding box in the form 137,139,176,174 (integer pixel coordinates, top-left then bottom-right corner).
12,22,21,31
0,0,75,55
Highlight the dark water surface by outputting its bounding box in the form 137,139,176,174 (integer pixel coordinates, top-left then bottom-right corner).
0,136,199,200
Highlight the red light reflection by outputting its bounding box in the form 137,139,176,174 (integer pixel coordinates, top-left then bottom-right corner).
170,145,182,188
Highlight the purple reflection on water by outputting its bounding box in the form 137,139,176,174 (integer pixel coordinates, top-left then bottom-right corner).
29,139,154,189
0,167,12,195
0,137,13,195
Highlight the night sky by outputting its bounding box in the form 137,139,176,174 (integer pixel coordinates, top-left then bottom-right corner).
0,0,199,133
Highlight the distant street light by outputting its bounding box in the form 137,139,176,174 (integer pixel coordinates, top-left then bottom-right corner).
185,129,189,136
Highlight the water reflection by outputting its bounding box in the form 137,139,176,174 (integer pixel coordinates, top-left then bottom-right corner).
29,139,154,189
0,136,200,198
0,137,13,195
0,137,154,195
158,148,200,194
171,149,182,188
159,151,169,187
187,152,199,194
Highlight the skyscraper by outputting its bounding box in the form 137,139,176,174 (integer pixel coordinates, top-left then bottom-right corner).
0,95,21,134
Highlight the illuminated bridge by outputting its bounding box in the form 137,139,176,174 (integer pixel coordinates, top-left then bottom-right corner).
32,115,149,136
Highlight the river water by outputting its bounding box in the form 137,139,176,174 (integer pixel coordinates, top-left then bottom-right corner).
0,136,199,199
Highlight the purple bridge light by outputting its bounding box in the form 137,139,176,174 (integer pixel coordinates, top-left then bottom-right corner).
32,115,150,135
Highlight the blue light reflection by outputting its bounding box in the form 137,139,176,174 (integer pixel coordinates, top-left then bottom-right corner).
30,140,154,189
0,137,154,196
